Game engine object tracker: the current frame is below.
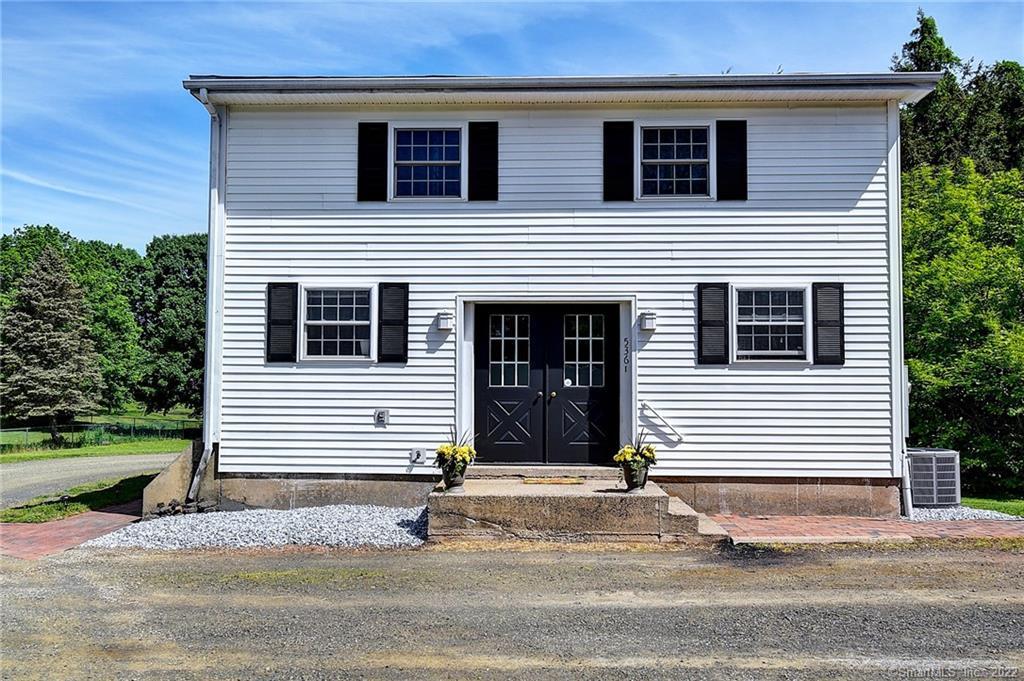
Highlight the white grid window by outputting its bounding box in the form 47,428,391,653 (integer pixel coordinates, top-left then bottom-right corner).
735,289,806,360
305,289,371,357
489,314,529,387
394,129,461,197
564,314,605,387
640,127,710,197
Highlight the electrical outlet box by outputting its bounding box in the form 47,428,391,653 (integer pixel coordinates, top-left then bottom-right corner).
373,409,389,427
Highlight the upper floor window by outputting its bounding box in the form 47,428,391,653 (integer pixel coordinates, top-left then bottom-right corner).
303,288,372,358
734,288,807,361
394,129,461,198
640,126,709,197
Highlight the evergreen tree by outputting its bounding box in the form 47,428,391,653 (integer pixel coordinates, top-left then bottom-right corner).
0,224,144,411
892,9,961,73
893,10,966,170
893,10,1024,173
0,247,104,442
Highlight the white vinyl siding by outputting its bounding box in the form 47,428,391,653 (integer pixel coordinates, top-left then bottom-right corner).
217,103,895,478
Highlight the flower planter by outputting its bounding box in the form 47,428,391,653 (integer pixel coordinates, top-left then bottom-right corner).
442,467,466,493
621,464,649,493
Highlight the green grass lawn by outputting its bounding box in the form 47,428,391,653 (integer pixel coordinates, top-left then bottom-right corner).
0,473,157,523
2,403,199,449
0,438,191,464
79,402,198,428
0,429,52,447
961,497,1024,517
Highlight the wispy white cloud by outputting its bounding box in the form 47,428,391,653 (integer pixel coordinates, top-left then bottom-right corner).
1,168,181,218
1,1,1021,250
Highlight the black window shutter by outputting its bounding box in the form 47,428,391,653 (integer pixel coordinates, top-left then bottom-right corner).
716,120,747,201
357,122,388,202
813,283,845,365
603,121,634,201
697,283,730,365
378,283,409,363
468,122,498,201
266,283,298,363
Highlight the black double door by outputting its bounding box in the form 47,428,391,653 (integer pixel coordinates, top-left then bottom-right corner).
474,304,619,464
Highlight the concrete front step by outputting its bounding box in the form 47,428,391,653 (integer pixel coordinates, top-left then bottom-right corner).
427,478,722,543
468,465,619,480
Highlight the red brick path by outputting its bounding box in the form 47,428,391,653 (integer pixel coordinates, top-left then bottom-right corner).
0,500,141,560
711,514,1024,544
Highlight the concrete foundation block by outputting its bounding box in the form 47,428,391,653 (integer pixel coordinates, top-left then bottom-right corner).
141,442,200,516
214,475,438,511
656,476,901,518
428,479,711,543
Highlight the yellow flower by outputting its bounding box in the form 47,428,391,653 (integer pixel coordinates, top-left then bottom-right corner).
614,441,656,467
435,441,476,468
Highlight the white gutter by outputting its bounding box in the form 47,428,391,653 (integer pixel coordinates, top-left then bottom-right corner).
189,89,226,501
197,87,218,118
183,72,941,106
183,71,943,92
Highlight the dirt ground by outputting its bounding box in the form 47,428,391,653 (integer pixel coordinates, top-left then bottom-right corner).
2,542,1022,680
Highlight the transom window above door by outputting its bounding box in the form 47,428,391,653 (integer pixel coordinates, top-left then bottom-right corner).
394,129,461,198
735,288,806,360
304,288,372,358
640,126,710,197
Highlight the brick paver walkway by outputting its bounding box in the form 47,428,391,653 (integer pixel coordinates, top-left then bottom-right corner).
711,514,1024,544
0,500,141,560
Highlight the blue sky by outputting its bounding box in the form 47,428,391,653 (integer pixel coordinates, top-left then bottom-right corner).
2,1,1022,252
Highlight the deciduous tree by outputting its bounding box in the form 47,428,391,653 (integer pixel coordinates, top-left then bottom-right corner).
135,233,207,415
903,160,1024,493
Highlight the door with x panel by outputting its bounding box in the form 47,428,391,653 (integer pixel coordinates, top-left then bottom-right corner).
474,304,619,464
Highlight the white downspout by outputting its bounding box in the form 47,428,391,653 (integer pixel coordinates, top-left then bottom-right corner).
189,88,225,501
887,99,912,517
901,367,913,516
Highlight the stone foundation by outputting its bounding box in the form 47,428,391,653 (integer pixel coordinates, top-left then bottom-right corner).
655,476,902,518
211,474,437,510
144,448,900,518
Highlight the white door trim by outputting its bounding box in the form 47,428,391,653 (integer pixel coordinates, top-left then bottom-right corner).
454,294,638,455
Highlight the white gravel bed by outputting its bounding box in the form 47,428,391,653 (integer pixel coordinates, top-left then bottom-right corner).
84,504,427,550
904,505,1021,522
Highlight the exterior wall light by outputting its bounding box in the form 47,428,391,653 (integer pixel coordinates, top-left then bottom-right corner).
639,311,657,331
437,311,454,331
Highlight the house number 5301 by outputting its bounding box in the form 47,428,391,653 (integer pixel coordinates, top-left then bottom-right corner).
623,336,631,373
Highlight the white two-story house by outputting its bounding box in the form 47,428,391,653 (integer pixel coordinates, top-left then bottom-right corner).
185,72,938,516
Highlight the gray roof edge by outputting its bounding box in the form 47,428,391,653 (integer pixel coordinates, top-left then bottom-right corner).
182,72,942,93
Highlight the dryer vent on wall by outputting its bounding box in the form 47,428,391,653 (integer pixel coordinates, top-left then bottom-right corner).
908,448,960,507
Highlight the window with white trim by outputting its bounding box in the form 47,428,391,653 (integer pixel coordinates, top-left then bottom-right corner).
394,129,461,198
640,126,709,197
735,288,807,360
304,288,372,358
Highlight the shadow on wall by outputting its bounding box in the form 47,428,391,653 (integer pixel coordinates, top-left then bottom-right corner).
424,315,450,355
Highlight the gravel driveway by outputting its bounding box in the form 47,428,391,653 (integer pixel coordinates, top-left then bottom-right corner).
0,452,179,508
2,544,1022,679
